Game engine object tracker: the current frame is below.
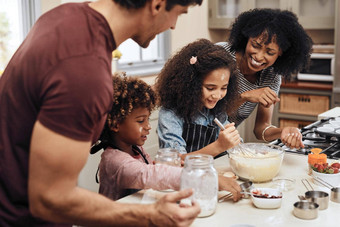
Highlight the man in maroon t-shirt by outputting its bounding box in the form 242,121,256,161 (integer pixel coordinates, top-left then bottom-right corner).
0,0,203,226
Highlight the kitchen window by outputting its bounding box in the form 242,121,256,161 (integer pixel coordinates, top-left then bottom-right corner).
0,0,40,76
116,30,171,77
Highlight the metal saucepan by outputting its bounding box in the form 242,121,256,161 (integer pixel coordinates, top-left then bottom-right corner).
314,176,340,203
240,181,253,199
293,196,319,220
301,179,329,210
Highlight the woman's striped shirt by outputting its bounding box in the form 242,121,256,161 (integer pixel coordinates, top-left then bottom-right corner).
216,42,282,127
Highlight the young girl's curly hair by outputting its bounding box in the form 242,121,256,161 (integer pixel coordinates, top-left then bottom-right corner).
154,38,238,121
229,8,313,78
91,72,157,153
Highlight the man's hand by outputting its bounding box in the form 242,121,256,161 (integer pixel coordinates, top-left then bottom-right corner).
150,189,200,227
241,87,280,108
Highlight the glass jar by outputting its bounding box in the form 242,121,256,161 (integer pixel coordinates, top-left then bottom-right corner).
180,154,218,217
154,148,181,167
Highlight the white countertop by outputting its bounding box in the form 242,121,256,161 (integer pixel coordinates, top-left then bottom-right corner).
118,153,340,227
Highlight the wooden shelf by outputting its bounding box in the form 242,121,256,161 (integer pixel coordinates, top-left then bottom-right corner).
280,81,332,91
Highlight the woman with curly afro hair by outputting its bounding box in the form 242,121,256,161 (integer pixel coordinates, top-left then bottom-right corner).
217,8,313,149
155,38,241,160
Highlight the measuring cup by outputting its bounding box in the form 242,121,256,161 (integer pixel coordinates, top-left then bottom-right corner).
301,179,329,210
240,181,254,199
314,176,340,203
293,195,319,220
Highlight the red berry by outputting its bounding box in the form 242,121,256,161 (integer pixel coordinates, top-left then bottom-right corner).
331,163,340,169
317,166,324,173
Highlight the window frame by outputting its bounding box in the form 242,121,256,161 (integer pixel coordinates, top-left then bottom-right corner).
117,30,171,77
20,0,41,38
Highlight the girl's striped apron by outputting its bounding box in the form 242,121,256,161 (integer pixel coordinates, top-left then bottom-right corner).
182,122,228,159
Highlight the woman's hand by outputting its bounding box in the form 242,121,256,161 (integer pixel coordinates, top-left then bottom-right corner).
241,87,280,108
217,123,241,150
218,175,242,202
280,127,304,149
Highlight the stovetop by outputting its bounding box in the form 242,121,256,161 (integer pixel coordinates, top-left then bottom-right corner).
271,117,340,160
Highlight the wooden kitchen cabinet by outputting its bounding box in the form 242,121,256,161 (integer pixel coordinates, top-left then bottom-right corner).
280,93,329,116
208,0,250,29
279,118,313,129
208,0,335,29
273,83,332,129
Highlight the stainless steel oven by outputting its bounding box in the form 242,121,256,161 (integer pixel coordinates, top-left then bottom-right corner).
271,117,340,160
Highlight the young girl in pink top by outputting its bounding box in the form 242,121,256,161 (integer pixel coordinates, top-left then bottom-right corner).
92,73,182,200
92,71,242,201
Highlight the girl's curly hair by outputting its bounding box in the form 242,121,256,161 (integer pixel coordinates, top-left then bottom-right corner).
154,38,238,121
91,72,158,154
229,8,313,78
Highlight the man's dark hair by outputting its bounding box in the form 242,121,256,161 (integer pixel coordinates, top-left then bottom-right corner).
113,0,203,11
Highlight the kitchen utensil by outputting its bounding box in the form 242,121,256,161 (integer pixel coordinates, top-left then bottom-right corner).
228,143,284,182
313,176,340,203
250,188,282,209
218,192,233,203
213,118,255,157
240,181,253,199
293,196,319,220
301,179,329,210
181,154,218,217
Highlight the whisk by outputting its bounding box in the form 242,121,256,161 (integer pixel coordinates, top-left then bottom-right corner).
213,118,256,157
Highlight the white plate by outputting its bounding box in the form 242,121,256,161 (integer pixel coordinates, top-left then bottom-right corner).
322,124,335,128
317,127,334,133
329,120,340,127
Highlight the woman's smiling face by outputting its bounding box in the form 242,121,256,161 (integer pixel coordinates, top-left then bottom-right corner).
202,68,230,109
244,33,282,74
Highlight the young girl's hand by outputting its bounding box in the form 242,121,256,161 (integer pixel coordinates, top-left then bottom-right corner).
217,123,240,150
218,175,242,202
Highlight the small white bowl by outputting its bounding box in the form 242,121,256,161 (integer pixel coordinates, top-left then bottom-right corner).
250,188,282,209
271,178,295,191
312,169,340,187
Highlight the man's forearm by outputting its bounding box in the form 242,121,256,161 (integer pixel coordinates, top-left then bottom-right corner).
31,186,154,226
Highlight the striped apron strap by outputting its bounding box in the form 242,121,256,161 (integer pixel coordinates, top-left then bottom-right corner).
182,122,227,159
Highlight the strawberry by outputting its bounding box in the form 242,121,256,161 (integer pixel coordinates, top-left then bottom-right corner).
317,165,324,173
331,163,340,169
